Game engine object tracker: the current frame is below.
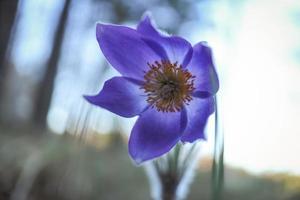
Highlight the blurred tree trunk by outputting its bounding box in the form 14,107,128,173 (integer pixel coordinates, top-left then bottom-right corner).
0,0,19,98
33,0,71,128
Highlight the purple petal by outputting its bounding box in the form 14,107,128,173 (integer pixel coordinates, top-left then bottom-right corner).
136,13,161,39
181,97,215,143
137,14,193,67
129,108,186,164
84,77,148,118
96,23,164,80
187,42,219,96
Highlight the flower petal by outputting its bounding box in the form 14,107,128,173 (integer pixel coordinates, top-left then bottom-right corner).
136,12,161,39
84,77,148,118
137,14,193,67
129,108,186,164
181,97,215,143
187,42,219,96
96,23,165,80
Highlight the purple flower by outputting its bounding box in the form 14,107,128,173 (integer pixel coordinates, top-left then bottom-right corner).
85,14,219,164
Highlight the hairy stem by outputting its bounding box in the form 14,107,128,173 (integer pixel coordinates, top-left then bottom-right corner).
160,172,178,200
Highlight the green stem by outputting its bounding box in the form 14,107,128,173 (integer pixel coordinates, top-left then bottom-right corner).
212,95,224,200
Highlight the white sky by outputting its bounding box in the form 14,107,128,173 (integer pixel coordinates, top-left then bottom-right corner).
207,0,300,175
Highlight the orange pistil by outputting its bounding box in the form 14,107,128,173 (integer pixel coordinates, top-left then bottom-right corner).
142,60,195,112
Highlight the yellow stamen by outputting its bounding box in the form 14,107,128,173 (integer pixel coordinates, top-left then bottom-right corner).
142,60,195,112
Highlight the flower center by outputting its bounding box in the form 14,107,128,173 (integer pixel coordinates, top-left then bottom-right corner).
142,61,195,112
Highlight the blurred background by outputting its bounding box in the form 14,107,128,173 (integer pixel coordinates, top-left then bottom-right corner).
0,0,300,199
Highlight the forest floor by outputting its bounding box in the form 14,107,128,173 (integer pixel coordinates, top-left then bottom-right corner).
0,126,300,200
